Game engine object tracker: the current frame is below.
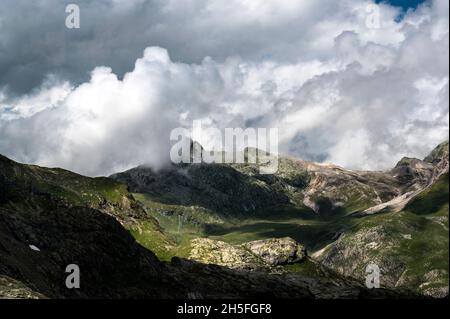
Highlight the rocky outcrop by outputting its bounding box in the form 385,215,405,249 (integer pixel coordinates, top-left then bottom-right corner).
242,238,307,266
189,238,269,270
0,276,45,299
390,157,434,188
189,237,306,270
424,141,449,166
424,141,449,184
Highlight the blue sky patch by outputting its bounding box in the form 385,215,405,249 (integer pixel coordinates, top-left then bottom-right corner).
377,0,428,10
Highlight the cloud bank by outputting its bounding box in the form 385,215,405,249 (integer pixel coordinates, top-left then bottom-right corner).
0,0,448,176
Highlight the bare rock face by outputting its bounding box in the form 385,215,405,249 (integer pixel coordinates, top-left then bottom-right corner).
189,239,266,270
424,141,449,166
0,275,45,299
242,237,307,266
424,141,449,184
189,237,307,270
390,157,434,187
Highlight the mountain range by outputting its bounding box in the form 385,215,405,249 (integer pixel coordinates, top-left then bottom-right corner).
0,141,448,298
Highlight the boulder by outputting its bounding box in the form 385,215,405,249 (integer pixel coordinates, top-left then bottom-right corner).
242,237,307,266
189,237,307,270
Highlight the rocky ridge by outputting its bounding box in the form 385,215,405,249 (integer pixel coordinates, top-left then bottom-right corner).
112,142,448,219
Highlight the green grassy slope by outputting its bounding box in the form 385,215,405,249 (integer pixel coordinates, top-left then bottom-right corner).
1,155,142,218
0,154,168,256
129,191,356,266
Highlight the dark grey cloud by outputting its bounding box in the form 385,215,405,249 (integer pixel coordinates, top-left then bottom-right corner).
0,0,405,96
0,0,158,95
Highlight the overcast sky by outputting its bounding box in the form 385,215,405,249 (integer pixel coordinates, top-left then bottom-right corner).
0,0,448,176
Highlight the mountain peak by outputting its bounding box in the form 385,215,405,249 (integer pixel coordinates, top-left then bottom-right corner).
424,141,449,165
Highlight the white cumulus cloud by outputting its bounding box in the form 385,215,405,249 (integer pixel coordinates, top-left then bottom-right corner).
0,0,448,176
